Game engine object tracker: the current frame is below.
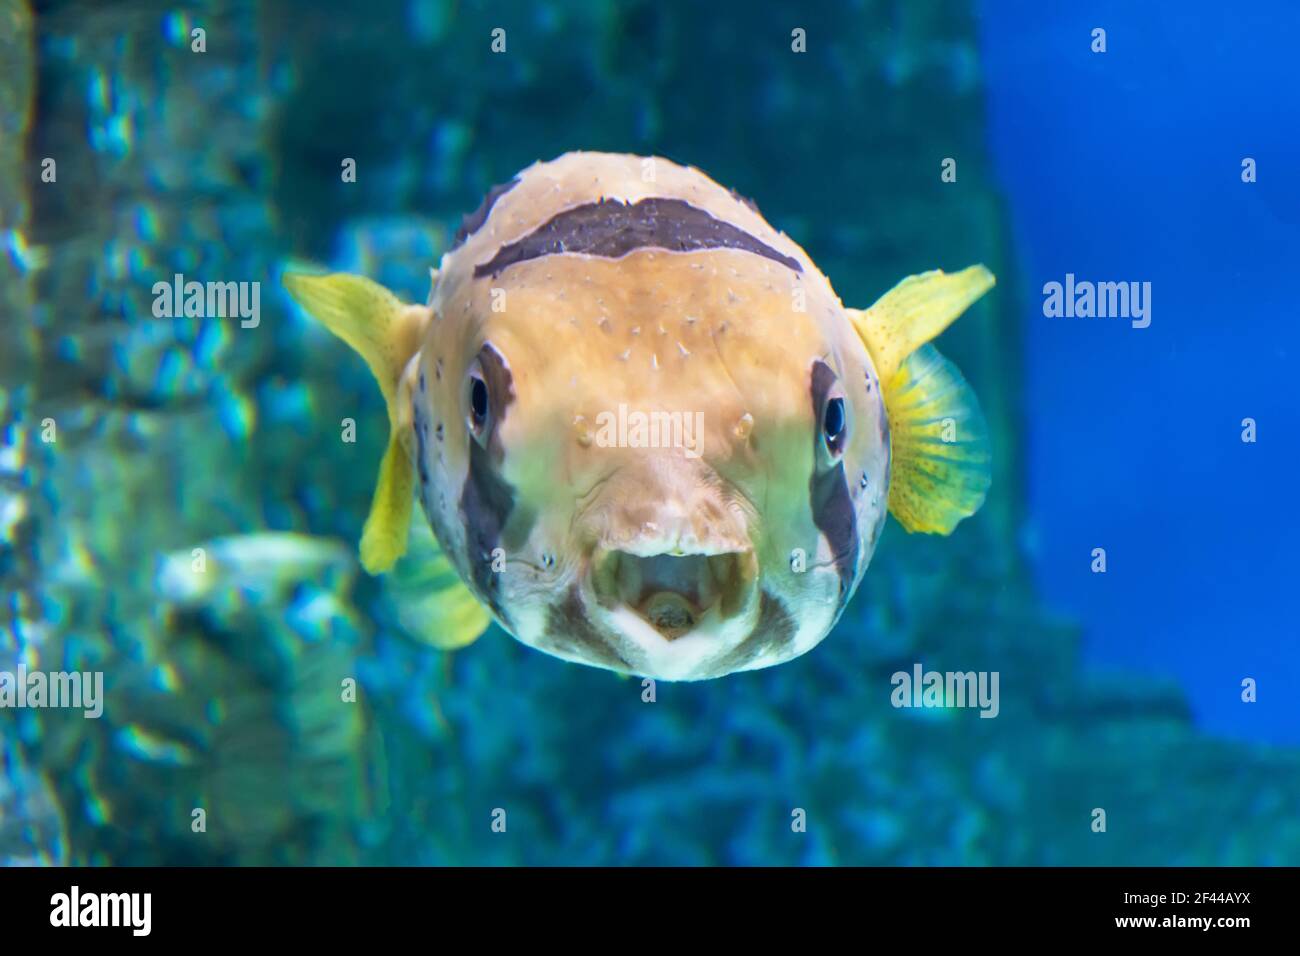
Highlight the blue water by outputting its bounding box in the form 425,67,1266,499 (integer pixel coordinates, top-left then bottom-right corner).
981,1,1300,744
5,0,1298,867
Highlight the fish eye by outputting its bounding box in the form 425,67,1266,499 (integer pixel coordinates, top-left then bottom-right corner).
471,376,489,422
466,363,492,442
822,396,847,457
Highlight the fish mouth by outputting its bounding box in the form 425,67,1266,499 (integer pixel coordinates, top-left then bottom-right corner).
589,545,758,640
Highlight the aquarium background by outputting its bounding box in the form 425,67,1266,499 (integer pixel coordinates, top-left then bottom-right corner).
2,0,1297,865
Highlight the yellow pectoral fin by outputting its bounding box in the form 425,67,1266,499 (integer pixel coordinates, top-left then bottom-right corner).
884,344,991,534
847,265,995,383
282,271,425,411
386,515,493,650
283,271,431,573
846,264,995,535
359,435,415,574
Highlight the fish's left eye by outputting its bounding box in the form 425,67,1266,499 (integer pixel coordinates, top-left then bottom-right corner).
822,396,847,457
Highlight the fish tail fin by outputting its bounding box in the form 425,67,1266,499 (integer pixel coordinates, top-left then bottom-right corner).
847,266,994,534
283,271,429,573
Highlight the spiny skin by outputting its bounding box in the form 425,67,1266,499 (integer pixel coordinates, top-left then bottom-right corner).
397,152,890,680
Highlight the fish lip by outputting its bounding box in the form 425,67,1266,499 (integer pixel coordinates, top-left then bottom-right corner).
586,541,759,641
600,535,749,558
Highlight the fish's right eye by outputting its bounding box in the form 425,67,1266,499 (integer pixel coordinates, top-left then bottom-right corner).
466,361,493,444
470,376,489,424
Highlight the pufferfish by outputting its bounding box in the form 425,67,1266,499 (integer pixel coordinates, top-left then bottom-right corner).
284,151,994,681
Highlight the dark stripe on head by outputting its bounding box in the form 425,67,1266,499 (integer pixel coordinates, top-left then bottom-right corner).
459,343,518,623
544,586,630,670
472,197,803,278
712,591,795,673
452,177,520,250
809,360,859,601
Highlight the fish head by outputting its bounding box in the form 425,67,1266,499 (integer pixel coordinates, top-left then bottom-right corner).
420,243,890,680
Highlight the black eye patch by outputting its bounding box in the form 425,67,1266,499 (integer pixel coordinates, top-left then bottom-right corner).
808,360,859,602
458,342,519,623
475,342,514,463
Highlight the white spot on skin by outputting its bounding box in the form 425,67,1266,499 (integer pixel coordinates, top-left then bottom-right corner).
677,342,690,357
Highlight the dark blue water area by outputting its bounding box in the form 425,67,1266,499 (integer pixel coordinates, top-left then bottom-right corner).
978,2,1300,744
